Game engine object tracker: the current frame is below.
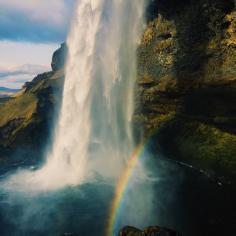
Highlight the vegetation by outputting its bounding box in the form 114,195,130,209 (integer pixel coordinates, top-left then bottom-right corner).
136,0,236,185
0,48,64,157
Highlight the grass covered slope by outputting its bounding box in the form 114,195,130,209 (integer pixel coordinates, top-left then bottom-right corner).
0,44,66,162
0,93,37,147
0,71,63,149
136,0,236,184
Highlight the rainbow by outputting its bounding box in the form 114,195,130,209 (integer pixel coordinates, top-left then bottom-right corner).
106,143,146,236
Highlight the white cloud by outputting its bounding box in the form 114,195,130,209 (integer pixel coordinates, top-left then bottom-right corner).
0,64,50,77
0,1,73,87
0,0,70,25
0,39,60,89
0,63,51,89
0,74,33,89
0,0,76,42
0,41,58,67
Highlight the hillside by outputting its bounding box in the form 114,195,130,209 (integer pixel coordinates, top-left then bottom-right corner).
0,44,66,163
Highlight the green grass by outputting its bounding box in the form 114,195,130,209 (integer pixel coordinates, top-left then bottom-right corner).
0,93,37,127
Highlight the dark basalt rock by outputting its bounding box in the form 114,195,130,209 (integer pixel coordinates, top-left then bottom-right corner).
119,226,182,236
51,42,68,71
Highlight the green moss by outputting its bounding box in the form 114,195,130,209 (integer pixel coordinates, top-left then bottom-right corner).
137,0,236,184
161,120,236,182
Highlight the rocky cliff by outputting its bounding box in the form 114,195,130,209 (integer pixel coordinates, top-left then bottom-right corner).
0,44,66,163
136,0,236,185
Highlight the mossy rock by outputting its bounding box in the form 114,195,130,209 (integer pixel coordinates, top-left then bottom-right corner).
137,0,236,185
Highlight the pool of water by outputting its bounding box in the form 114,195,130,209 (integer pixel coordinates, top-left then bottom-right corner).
0,155,235,236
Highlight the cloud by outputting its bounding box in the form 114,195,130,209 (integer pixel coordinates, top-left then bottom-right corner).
0,41,59,66
0,0,76,43
0,64,50,78
0,64,50,88
5,77,28,84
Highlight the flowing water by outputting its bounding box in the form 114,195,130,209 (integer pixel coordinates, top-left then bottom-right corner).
44,0,145,186
0,1,236,236
20,0,146,190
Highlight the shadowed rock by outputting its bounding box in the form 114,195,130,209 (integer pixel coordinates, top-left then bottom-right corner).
119,226,182,236
136,0,236,186
51,42,68,71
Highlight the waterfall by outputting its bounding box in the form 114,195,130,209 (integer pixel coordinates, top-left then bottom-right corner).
4,0,145,191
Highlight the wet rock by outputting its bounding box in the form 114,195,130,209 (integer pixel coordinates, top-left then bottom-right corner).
119,226,182,236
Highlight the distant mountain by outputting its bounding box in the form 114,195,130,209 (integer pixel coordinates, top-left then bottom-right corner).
0,87,20,93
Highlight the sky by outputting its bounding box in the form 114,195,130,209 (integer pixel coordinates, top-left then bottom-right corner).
0,0,75,88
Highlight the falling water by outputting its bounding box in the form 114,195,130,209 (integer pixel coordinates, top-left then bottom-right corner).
40,0,145,188
3,0,145,191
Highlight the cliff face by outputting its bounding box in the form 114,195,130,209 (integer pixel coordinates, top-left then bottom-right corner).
0,44,66,163
136,0,236,184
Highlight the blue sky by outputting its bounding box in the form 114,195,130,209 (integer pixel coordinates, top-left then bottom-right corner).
0,0,75,88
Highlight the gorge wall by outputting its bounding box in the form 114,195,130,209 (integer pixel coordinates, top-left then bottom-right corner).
136,0,236,185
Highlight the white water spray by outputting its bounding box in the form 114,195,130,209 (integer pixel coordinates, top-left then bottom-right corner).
3,0,145,191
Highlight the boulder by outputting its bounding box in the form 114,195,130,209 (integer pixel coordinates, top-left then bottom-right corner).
119,226,182,236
